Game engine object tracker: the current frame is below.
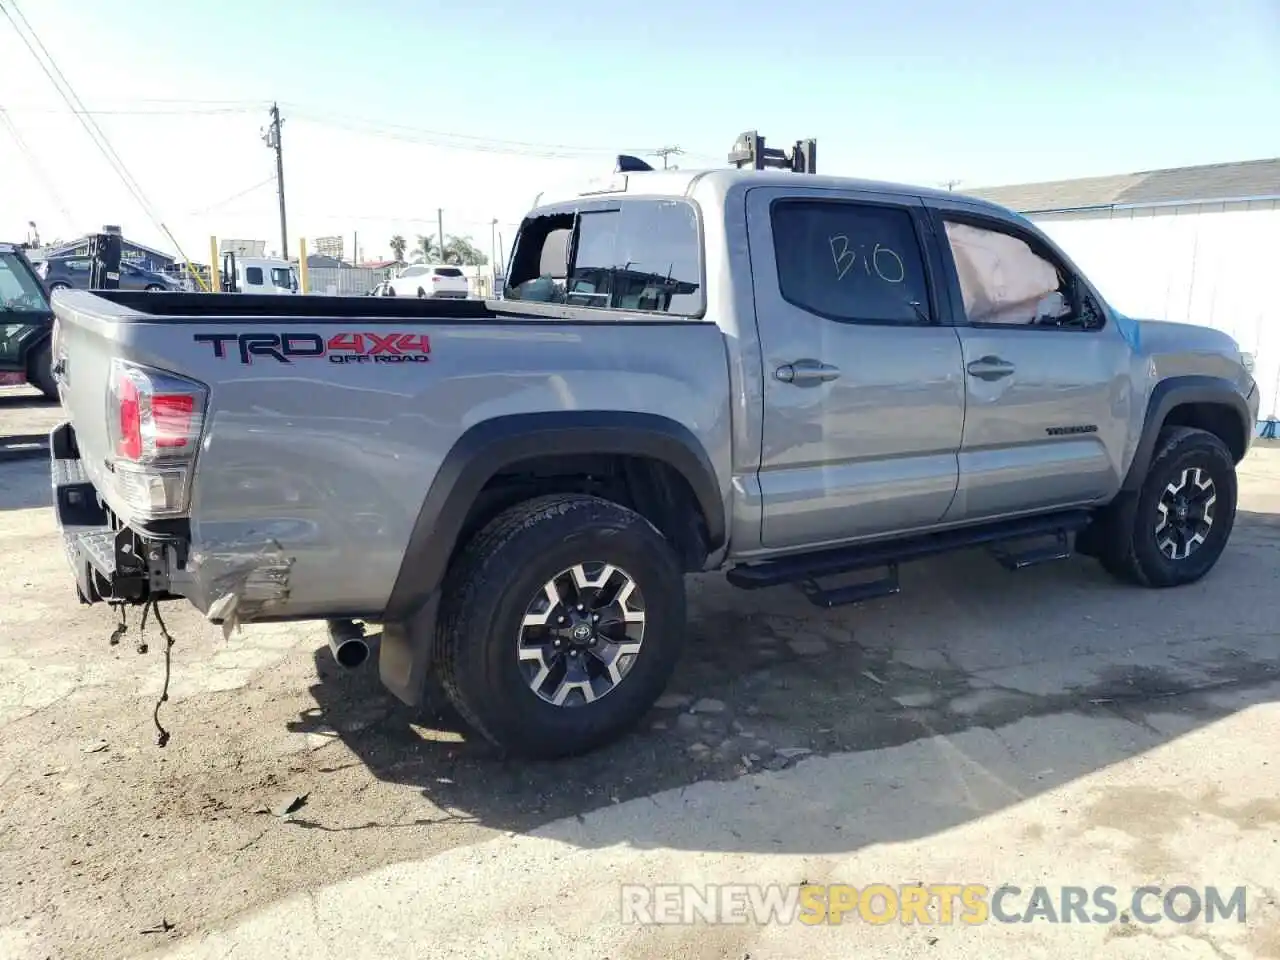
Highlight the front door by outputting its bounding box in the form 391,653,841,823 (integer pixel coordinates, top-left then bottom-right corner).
928,203,1133,521
747,186,967,550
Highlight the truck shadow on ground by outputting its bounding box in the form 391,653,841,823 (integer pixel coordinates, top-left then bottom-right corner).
292,508,1280,855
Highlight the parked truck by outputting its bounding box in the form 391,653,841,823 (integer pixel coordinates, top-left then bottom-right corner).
0,241,56,397
45,164,1259,758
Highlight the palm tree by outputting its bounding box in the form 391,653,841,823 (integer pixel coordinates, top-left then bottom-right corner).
413,234,439,263
441,235,489,266
389,234,406,263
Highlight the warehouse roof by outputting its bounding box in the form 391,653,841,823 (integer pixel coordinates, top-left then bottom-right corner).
968,157,1280,213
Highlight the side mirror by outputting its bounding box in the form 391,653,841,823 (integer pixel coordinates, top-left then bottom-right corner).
1034,290,1067,322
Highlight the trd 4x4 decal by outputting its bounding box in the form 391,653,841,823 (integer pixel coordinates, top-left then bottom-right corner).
194,332,430,365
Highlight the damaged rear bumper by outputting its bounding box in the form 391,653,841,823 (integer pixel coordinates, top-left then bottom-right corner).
50,421,188,605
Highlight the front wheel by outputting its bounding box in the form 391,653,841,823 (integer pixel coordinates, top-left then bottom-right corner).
434,494,686,758
1094,426,1237,587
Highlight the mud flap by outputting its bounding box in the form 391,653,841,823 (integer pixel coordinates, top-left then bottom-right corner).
377,594,440,706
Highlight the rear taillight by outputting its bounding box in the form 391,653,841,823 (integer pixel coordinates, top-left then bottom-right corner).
107,360,208,519
431,275,443,282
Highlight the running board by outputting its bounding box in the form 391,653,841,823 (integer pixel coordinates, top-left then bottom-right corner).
727,509,1091,600
989,530,1072,570
801,564,902,609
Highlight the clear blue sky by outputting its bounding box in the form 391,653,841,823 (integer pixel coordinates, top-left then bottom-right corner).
192,0,1280,183
2,0,1277,256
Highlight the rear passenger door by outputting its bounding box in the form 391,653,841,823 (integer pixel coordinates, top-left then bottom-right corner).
747,186,967,549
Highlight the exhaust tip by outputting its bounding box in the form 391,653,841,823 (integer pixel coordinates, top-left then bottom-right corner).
326,619,370,669
332,638,369,669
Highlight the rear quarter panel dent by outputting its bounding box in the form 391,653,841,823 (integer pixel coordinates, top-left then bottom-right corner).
180,321,733,617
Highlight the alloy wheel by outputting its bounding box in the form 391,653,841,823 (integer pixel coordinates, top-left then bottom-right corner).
1155,466,1216,560
516,562,646,707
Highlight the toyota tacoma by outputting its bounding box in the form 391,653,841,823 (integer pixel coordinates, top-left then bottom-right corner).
45,163,1259,757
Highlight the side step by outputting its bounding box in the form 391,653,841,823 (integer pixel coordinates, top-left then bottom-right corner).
727,509,1090,607
989,530,1072,570
801,564,902,609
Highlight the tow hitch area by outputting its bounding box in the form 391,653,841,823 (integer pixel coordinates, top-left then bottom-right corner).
50,421,187,745
50,421,186,606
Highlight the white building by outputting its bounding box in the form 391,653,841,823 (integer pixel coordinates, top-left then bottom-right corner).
971,158,1280,428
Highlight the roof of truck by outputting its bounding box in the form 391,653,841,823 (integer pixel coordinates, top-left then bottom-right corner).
533,167,1010,215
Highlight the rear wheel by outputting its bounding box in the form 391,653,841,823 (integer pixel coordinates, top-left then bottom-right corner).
48,281,70,294
434,494,686,758
27,340,56,400
144,284,165,292
1094,426,1237,587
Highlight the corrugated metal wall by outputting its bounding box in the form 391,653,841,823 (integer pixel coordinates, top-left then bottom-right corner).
1035,207,1280,424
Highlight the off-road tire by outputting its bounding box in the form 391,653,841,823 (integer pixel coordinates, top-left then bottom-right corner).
28,339,57,400
1094,426,1237,587
434,494,686,758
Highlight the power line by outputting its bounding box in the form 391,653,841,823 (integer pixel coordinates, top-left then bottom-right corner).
1,105,260,116
185,175,276,216
0,0,208,289
285,106,665,159
649,146,684,169
0,104,76,229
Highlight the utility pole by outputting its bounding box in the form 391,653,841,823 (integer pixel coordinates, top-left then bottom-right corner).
941,178,962,192
353,230,358,266
263,103,288,258
490,218,498,287
437,208,445,262
650,146,683,169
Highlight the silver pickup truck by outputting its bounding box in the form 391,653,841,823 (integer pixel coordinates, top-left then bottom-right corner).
46,166,1259,758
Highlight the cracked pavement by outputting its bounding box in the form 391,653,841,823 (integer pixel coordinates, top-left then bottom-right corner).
2,389,1279,958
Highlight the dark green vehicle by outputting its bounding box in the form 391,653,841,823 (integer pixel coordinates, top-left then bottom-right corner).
0,242,56,399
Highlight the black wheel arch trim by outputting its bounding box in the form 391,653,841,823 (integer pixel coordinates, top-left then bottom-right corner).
1122,375,1251,492
382,410,726,623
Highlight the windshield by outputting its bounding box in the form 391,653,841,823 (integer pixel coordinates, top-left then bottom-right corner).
0,252,51,313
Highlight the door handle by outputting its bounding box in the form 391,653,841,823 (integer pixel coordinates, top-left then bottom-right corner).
966,355,1015,382
776,359,841,386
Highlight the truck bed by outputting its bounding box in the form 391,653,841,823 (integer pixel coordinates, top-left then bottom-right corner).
78,290,557,321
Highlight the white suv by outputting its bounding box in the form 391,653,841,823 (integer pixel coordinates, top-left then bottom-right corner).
384,264,469,298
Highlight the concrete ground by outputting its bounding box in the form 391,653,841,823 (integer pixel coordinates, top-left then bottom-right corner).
2,392,1279,959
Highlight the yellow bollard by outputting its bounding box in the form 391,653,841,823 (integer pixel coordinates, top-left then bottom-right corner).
297,237,308,295
209,237,220,293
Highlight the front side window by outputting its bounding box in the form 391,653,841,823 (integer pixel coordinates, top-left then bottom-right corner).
0,253,51,313
270,268,292,288
245,266,264,286
400,265,426,278
771,200,932,324
506,200,703,315
942,220,1104,330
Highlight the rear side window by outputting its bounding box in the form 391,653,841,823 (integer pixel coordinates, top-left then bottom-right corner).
507,199,703,315
771,200,932,324
245,267,264,285
433,267,464,278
